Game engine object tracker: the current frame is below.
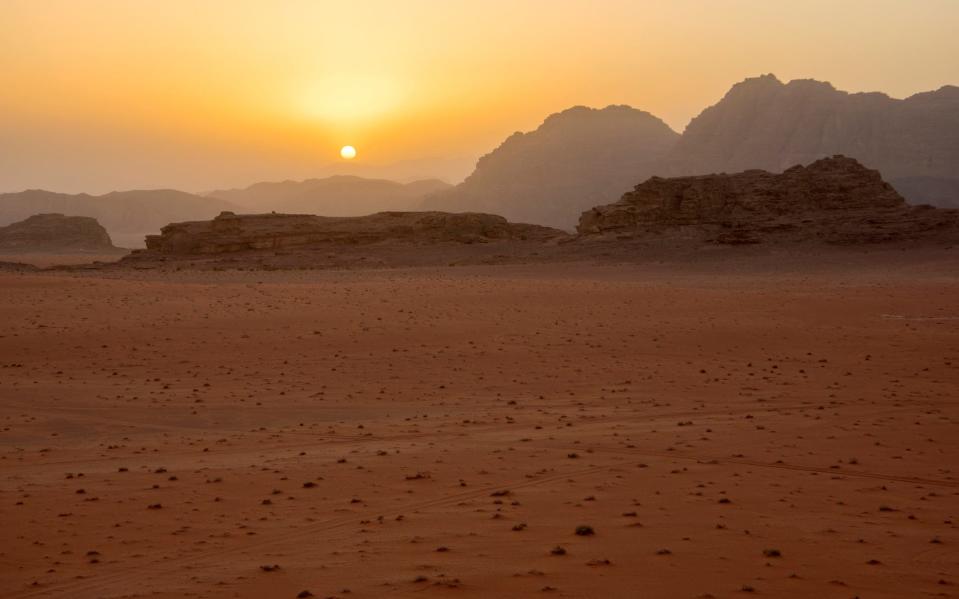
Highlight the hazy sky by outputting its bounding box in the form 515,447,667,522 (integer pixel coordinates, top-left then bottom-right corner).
2,0,958,193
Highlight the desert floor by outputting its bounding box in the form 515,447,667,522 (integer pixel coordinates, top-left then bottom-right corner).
0,253,126,268
1,256,957,598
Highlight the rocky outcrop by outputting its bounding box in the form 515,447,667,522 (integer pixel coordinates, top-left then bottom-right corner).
143,211,565,255
0,189,236,248
664,75,959,208
577,156,959,245
0,213,117,251
423,105,679,230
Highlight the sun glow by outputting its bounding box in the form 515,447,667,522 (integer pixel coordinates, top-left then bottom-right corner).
3,1,958,193
299,74,405,126
340,145,357,159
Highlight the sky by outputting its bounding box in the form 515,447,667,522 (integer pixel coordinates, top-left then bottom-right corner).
2,0,958,194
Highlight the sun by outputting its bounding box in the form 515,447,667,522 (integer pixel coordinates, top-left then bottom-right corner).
340,145,357,160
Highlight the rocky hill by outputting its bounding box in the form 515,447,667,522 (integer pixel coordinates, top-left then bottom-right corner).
578,156,959,245
141,210,564,255
0,213,118,251
664,75,959,207
423,105,680,230
0,189,235,248
206,176,451,215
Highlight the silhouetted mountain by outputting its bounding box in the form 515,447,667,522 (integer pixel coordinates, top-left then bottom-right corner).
665,75,959,207
5,75,955,241
422,106,680,229
0,189,235,248
207,176,452,215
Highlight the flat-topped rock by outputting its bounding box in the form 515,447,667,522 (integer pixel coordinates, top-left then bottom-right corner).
143,210,565,255
0,213,117,251
577,156,959,245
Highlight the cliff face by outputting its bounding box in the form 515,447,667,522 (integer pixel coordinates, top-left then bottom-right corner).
664,75,959,206
0,213,117,251
423,105,680,230
578,156,959,245
144,211,565,255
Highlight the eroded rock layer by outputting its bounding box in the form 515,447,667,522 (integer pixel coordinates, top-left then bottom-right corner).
577,156,959,245
143,211,564,255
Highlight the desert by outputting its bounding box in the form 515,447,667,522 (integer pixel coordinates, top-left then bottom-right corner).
3,3,959,598
3,154,959,599
2,240,958,598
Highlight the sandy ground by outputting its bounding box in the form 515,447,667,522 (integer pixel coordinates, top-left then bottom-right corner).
1,259,957,598
0,252,128,268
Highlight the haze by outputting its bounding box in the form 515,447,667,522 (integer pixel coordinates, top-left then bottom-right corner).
3,0,958,194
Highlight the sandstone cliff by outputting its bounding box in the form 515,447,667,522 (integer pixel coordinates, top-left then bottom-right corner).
143,211,564,255
0,213,118,251
578,156,959,245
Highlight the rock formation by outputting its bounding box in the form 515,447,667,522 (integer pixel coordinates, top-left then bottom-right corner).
578,156,959,245
664,75,959,208
0,189,236,248
143,211,564,255
422,105,680,230
0,213,118,251
206,176,452,216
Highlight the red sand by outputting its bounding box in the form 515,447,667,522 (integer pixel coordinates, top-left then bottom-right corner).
1,260,957,598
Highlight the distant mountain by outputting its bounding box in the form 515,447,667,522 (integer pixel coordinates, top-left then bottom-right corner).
664,74,959,208
0,189,235,248
207,176,452,215
422,106,680,229
5,75,955,240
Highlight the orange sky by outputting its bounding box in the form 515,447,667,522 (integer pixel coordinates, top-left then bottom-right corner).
2,0,958,193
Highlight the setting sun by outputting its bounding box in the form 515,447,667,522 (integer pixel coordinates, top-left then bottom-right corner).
340,145,357,160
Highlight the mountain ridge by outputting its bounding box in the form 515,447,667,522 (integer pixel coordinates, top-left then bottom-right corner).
664,74,959,192
422,104,681,229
